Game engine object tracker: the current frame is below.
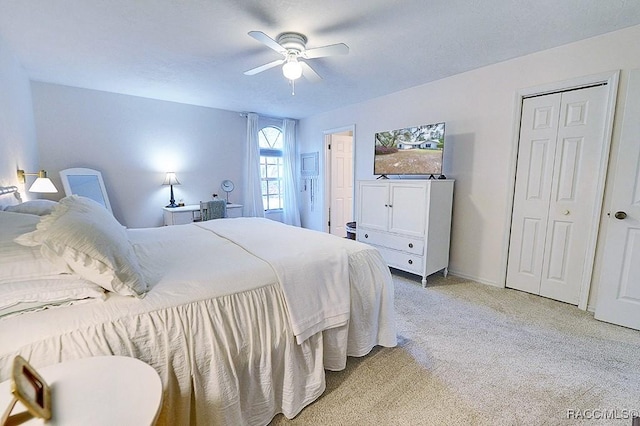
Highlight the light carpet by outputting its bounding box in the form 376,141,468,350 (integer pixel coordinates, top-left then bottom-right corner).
270,271,640,425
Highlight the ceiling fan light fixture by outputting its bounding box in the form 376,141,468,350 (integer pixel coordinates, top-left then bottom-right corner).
245,30,348,85
282,56,302,80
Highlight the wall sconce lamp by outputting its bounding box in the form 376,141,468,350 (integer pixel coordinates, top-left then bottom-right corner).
17,169,58,193
162,172,181,208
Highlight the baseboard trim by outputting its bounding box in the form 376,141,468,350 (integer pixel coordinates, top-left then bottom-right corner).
446,269,502,288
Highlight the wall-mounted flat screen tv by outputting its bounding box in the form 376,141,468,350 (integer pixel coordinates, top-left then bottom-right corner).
374,122,445,176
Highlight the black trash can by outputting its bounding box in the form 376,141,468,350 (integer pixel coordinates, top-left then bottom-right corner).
346,221,356,240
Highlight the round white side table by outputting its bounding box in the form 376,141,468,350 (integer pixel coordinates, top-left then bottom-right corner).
0,356,162,425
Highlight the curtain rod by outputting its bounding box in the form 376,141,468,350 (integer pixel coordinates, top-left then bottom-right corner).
239,112,297,122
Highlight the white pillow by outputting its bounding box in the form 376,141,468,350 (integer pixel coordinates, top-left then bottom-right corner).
0,275,106,318
0,211,70,283
15,195,148,297
5,200,58,216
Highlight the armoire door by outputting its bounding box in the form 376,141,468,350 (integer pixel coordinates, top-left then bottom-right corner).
358,182,389,231
388,182,427,237
507,84,608,304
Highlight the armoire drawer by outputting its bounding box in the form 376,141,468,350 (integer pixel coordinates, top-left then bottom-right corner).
375,246,424,274
357,228,424,255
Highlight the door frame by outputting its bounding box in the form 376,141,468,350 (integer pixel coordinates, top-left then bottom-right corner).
500,70,620,310
323,125,356,234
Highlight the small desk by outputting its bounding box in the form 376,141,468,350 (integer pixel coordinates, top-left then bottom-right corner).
0,356,162,425
163,203,243,226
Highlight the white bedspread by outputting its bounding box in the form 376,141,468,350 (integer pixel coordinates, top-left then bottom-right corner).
197,218,350,344
0,219,396,425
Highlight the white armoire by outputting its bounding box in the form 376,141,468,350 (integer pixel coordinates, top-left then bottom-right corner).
356,179,454,287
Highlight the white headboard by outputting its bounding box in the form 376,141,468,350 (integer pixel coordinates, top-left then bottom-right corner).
0,186,22,210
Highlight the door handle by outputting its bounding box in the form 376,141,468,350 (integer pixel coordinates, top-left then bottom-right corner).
614,211,627,220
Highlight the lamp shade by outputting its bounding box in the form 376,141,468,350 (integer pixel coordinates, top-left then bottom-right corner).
28,177,58,193
162,172,181,186
282,58,302,80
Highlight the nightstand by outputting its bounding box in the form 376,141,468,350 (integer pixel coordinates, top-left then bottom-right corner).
163,203,243,226
0,356,162,425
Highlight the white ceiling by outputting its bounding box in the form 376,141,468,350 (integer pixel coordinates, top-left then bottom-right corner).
1,0,640,119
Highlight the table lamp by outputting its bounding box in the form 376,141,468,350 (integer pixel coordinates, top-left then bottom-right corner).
162,172,180,208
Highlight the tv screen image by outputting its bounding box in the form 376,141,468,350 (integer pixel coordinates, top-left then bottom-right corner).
374,122,445,176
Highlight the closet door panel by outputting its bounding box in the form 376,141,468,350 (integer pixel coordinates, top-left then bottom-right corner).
540,85,608,304
507,94,561,295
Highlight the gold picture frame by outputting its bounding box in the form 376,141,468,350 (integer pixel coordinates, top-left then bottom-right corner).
1,356,51,425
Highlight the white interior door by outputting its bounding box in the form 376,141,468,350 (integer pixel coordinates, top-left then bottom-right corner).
508,84,609,304
507,93,561,294
329,134,353,237
540,86,608,303
595,70,640,330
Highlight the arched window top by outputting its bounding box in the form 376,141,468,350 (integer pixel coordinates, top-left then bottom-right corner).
257,125,284,211
259,126,283,150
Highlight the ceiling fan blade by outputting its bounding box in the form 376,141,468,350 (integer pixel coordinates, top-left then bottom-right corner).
248,31,286,54
300,61,322,83
244,58,285,76
304,43,349,59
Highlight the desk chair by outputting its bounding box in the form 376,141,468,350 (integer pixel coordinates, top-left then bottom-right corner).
200,200,227,221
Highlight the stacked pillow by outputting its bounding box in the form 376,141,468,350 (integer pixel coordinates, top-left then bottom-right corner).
2,195,148,318
0,210,105,318
4,199,58,216
15,195,148,297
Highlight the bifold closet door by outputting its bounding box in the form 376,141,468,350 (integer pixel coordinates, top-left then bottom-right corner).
507,85,608,304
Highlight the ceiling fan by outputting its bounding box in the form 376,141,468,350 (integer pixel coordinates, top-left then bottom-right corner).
243,31,349,85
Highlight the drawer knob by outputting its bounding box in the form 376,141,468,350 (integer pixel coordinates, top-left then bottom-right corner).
408,243,413,248
408,259,413,265
364,233,369,238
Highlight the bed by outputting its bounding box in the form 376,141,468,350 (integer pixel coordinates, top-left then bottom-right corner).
0,188,396,425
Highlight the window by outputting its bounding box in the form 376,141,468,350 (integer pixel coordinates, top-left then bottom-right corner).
258,126,284,210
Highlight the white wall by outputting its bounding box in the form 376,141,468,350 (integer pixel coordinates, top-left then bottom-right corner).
298,24,640,305
31,83,246,228
0,35,38,194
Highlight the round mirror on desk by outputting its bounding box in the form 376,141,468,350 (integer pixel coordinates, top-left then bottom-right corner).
221,180,234,203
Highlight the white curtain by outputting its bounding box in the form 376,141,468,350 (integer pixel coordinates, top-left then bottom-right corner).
282,119,301,226
242,113,265,217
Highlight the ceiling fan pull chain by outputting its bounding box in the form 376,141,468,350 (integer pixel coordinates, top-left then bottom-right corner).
291,79,295,96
